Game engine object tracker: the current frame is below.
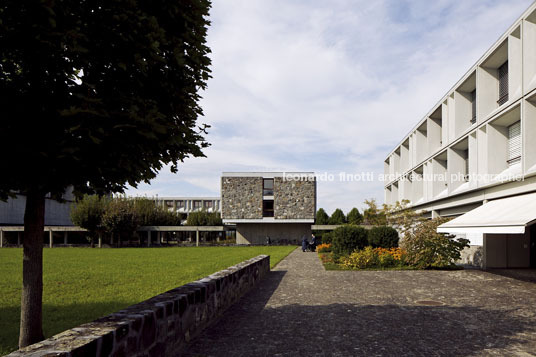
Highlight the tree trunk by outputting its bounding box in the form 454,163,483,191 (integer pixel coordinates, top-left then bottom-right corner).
19,192,45,348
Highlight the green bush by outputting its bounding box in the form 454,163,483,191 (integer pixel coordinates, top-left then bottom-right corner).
340,246,379,269
319,231,333,244
368,226,399,248
401,218,469,269
186,211,222,226
331,225,368,258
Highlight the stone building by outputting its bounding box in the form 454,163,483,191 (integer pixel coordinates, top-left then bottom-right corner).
221,172,316,244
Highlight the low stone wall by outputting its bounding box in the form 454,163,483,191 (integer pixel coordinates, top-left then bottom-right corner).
8,255,270,357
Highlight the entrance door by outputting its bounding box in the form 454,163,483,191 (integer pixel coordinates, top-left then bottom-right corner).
530,225,536,268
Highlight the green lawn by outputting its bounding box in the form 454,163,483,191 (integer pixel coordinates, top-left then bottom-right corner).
0,246,296,355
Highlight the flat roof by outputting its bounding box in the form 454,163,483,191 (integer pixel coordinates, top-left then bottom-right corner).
222,172,315,177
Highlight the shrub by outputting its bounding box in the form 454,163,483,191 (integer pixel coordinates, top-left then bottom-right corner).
316,243,332,253
331,226,368,258
186,211,222,226
340,247,379,269
320,231,333,244
401,218,469,269
368,226,399,248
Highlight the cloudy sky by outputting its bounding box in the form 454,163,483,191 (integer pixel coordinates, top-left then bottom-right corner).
127,0,534,214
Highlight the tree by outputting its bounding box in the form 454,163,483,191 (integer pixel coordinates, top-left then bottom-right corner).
315,208,330,225
401,218,469,269
186,210,222,226
328,208,347,225
70,194,110,246
347,207,363,225
363,199,387,226
101,197,139,246
0,1,211,347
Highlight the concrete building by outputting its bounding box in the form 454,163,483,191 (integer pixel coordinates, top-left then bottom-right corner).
0,189,75,226
221,172,316,244
153,197,221,221
384,2,536,268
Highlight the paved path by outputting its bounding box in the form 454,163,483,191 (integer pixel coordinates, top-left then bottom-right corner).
183,248,536,356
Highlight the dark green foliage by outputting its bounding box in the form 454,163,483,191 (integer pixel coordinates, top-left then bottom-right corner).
331,226,368,258
186,211,222,226
101,198,139,238
328,209,347,225
318,231,332,244
367,226,399,248
70,195,110,238
401,218,470,269
315,208,330,225
0,0,212,200
363,199,387,226
347,207,363,225
133,198,182,226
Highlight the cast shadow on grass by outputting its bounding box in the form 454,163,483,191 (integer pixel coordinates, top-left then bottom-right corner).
0,300,135,355
184,278,536,356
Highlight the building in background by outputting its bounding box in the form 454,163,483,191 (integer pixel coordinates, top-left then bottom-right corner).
0,189,75,226
221,172,316,244
384,2,536,269
153,197,221,221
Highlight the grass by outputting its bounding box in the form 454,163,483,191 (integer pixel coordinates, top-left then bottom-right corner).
0,246,295,355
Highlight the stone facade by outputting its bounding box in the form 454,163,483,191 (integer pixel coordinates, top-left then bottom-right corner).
7,255,270,357
274,177,316,220
221,177,262,220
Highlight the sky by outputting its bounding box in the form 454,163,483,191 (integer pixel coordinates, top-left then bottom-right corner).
126,0,535,214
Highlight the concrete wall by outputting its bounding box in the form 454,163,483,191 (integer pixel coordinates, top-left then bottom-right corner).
484,232,530,268
221,177,263,220
7,255,270,357
0,194,74,226
273,177,315,220
236,223,311,245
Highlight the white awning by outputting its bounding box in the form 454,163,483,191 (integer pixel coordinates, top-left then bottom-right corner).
437,192,536,234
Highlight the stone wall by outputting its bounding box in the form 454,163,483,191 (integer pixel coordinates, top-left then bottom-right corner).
274,177,316,219
221,177,263,219
7,255,270,357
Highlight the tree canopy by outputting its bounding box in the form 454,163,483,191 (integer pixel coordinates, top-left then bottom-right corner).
346,207,363,225
328,208,347,225
0,0,212,348
315,208,330,225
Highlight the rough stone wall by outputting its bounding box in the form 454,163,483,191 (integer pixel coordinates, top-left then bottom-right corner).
274,177,316,219
221,177,263,219
7,255,270,357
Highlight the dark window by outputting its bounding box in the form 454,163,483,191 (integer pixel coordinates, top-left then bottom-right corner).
470,90,476,124
498,61,508,105
204,201,212,208
193,200,201,209
263,200,274,217
177,200,184,208
263,178,274,196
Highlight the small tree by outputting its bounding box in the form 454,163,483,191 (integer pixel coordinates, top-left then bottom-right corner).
315,208,330,225
401,218,469,269
206,212,223,226
70,195,109,246
328,209,347,225
347,207,363,225
367,226,399,248
363,199,387,226
186,210,222,226
331,225,368,258
101,198,139,246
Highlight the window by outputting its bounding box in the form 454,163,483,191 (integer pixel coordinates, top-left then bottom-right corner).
165,200,173,208
470,90,476,124
193,200,202,209
507,121,521,166
204,201,213,208
177,200,185,208
498,61,509,105
263,178,274,196
262,200,274,217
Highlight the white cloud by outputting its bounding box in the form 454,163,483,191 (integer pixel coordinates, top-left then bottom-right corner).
127,0,534,213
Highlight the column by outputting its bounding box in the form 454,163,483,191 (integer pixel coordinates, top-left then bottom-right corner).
98,234,102,248
431,210,439,219
17,232,21,247
196,229,199,247
147,231,151,247
49,230,53,248
0,230,4,248
63,232,68,245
